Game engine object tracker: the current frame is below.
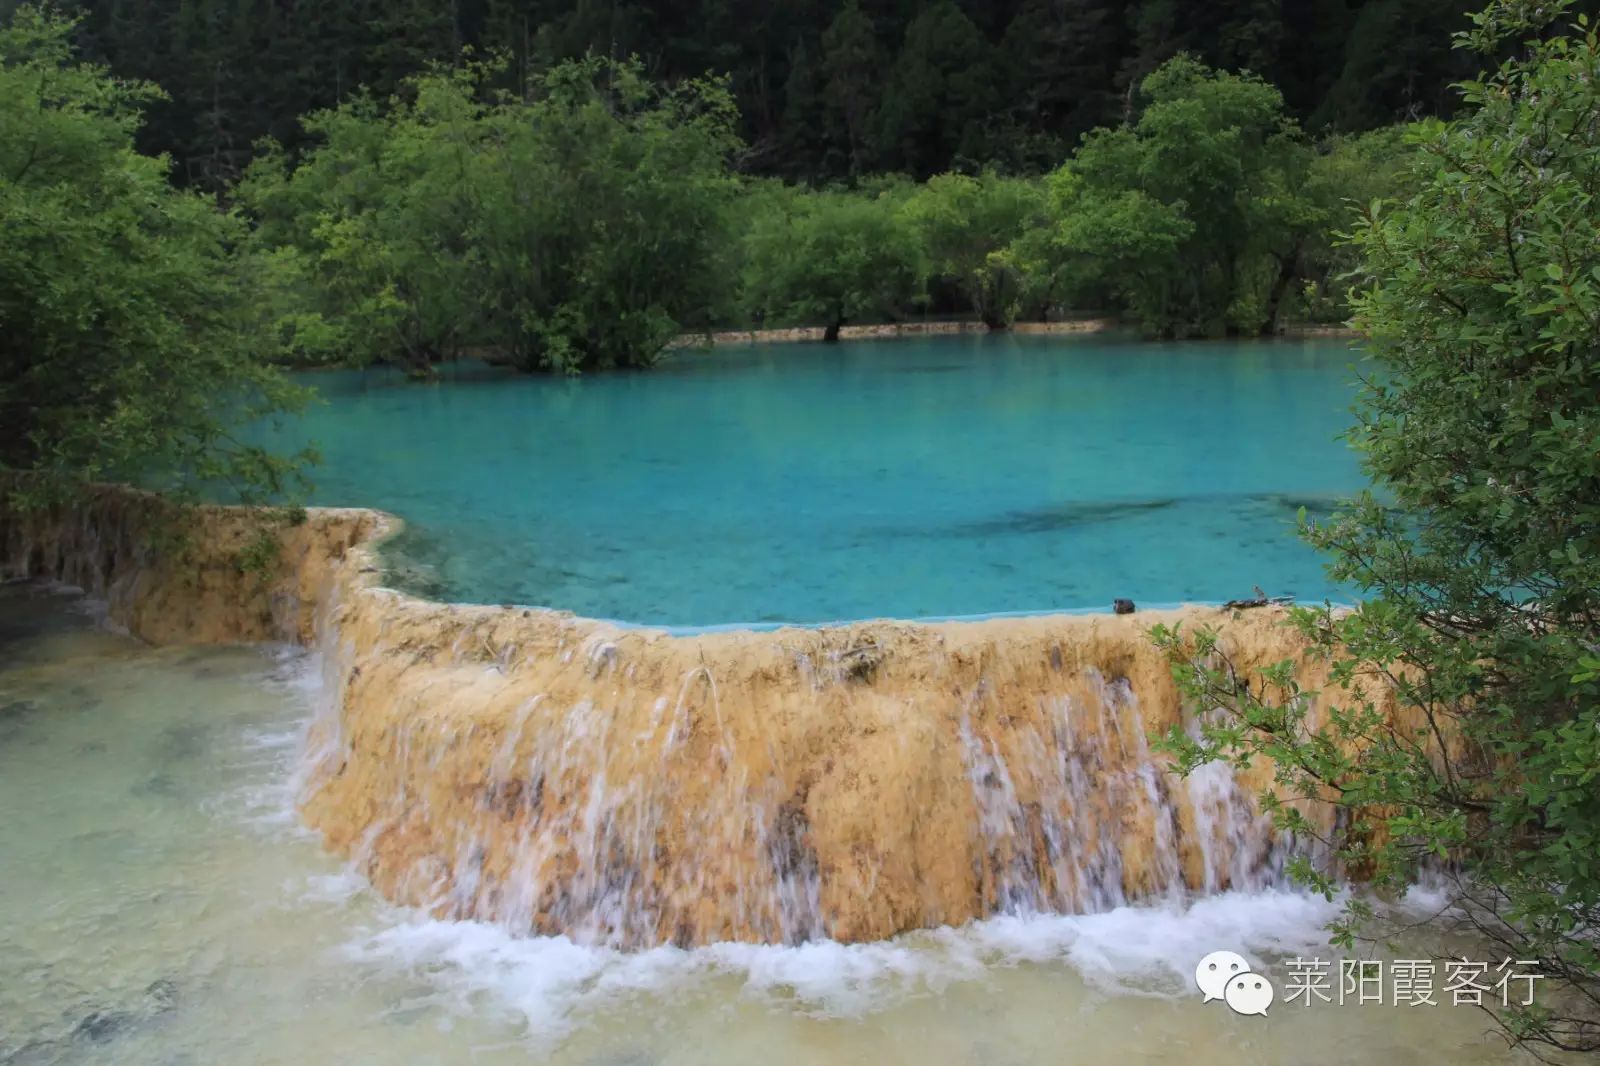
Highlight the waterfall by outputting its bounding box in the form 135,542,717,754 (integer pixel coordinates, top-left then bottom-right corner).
1,487,1343,949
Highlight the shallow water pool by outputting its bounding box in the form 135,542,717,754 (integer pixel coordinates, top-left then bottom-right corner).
0,584,1535,1065
259,334,1365,625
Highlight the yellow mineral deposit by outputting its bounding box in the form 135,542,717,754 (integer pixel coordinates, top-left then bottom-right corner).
2,488,1357,948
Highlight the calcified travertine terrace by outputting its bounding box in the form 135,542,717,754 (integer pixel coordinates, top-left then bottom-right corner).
1,488,1347,948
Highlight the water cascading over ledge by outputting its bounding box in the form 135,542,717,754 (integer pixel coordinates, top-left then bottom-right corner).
1,488,1346,947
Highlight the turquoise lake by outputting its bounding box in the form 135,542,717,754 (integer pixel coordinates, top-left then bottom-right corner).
264,333,1367,626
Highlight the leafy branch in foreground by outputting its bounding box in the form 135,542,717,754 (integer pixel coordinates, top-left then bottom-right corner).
1154,1,1600,1056
0,7,312,509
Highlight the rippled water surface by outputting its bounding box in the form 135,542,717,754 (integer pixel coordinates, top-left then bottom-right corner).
259,334,1366,625
0,584,1534,1065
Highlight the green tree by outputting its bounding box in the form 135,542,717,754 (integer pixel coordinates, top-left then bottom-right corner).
239,69,489,379
1030,138,1192,327
821,1,880,176
0,7,308,506
902,171,1046,329
474,58,742,372
1232,123,1419,334
776,38,836,178
740,185,925,341
1286,126,1418,324
243,56,739,376
874,0,998,177
1154,3,1600,1053
25,0,462,188
998,0,1124,166
1121,0,1287,103
1313,0,1476,130
1277,0,1365,120
1044,56,1310,336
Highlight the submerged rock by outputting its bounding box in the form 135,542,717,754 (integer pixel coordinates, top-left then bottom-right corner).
72,1009,135,1043
132,772,183,798
0,699,42,744
69,978,178,1045
144,977,179,1013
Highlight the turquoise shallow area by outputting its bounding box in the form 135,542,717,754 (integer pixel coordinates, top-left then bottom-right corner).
261,333,1366,626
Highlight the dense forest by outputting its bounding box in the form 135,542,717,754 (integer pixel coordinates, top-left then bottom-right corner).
7,0,1594,378
1,0,1544,188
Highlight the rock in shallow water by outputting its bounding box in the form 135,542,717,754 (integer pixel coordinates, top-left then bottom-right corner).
69,977,179,1044
72,1009,135,1043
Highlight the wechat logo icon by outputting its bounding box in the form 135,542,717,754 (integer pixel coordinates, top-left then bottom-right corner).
1195,950,1275,1016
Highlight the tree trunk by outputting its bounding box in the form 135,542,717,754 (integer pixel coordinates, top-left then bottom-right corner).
825,300,851,342
405,344,440,381
980,274,1011,330
1260,243,1303,337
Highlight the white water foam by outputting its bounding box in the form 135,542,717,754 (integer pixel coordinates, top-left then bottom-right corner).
336,888,1346,1045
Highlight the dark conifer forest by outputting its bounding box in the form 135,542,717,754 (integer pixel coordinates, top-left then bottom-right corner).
8,0,1533,187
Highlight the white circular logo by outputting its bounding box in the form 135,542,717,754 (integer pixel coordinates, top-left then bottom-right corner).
1195,950,1274,1016
1223,970,1274,1016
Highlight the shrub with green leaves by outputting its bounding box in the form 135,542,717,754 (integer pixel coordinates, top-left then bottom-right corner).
477,59,742,372
901,170,1045,330
0,7,309,506
240,68,495,379
243,57,740,377
1154,2,1600,1053
739,185,925,341
1038,56,1314,337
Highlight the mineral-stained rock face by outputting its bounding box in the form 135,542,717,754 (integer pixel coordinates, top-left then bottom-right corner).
0,488,379,646
1,487,1347,948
